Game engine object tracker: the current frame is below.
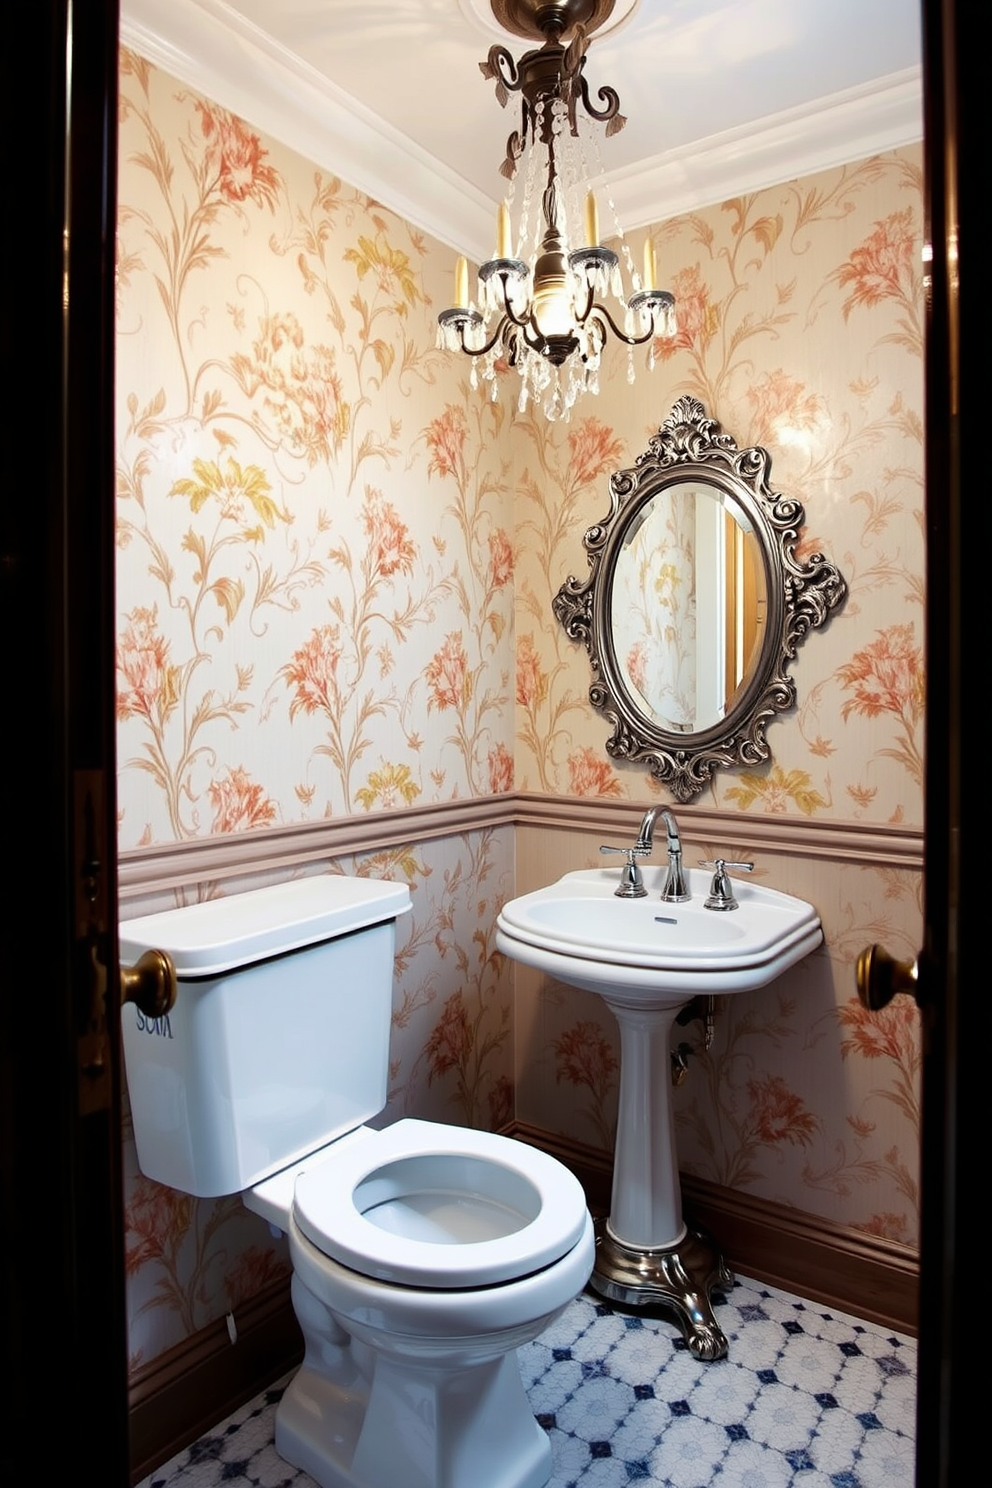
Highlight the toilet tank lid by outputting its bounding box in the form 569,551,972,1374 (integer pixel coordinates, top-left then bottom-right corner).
119,875,412,977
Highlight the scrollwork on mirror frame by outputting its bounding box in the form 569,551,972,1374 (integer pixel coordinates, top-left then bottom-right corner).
553,396,847,803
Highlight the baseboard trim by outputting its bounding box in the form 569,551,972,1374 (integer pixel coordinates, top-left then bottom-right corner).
507,1122,919,1338
128,1124,918,1480
128,1277,302,1485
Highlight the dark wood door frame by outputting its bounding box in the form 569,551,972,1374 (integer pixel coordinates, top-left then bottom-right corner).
2,2,127,1480
915,0,980,1481
0,3,977,1483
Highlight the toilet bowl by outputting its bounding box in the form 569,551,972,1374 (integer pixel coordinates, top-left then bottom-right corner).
120,876,595,1488
251,1120,594,1488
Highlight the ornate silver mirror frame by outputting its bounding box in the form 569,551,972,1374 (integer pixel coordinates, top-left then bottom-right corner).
553,396,847,802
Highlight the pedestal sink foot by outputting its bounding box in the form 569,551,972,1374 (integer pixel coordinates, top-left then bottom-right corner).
589,1218,734,1361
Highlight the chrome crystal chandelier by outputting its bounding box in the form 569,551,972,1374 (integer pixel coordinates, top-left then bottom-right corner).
437,0,676,421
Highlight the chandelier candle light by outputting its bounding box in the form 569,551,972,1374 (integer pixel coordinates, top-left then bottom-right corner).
437,0,676,421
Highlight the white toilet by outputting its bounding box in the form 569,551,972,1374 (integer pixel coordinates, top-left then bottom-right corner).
120,874,595,1488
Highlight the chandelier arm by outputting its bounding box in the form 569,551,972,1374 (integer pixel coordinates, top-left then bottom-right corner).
515,318,575,358
574,72,624,127
482,44,521,97
446,314,509,360
489,271,537,331
585,301,659,347
572,277,596,324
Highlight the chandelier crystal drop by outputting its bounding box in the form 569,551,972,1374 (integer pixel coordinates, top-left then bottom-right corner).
437,1,676,421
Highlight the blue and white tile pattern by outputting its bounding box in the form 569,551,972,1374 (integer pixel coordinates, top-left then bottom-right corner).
137,1275,916,1488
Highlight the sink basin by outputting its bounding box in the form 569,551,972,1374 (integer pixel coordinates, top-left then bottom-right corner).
496,860,823,1359
496,865,821,1001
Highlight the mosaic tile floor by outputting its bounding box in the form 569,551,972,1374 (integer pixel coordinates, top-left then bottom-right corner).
137,1275,916,1488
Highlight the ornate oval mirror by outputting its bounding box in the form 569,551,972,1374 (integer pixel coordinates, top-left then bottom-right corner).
553,396,847,802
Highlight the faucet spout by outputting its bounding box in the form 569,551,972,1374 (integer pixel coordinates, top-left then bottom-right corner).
635,807,690,903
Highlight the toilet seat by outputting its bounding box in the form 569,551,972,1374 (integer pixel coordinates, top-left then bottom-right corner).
292,1119,589,1288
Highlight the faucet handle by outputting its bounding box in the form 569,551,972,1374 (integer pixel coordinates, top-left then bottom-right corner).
699,858,754,911
600,843,649,899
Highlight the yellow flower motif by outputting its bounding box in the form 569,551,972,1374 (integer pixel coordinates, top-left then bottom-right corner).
725,765,828,815
169,457,289,532
343,234,426,318
355,762,421,812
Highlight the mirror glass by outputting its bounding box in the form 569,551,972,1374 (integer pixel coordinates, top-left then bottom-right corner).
554,397,846,802
610,480,768,735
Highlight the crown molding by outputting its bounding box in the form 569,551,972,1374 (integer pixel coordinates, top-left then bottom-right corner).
120,0,495,257
605,69,923,231
121,0,922,265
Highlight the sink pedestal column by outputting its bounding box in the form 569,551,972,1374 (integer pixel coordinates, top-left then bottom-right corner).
589,997,733,1361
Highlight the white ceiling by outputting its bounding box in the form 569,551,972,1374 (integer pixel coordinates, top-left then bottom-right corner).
120,0,923,263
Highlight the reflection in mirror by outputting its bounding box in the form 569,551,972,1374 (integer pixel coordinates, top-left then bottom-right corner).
554,397,846,802
611,481,768,735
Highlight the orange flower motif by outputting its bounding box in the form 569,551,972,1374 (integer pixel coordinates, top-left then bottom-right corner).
746,371,826,443
487,742,513,794
488,529,514,589
208,766,277,834
553,1020,619,1095
425,992,471,1083
837,996,919,1064
487,1075,514,1130
625,639,649,696
231,314,349,465
515,635,548,708
282,625,343,719
224,1247,290,1309
124,1173,193,1275
194,101,280,210
859,1212,910,1243
836,208,917,319
362,488,416,578
425,406,468,480
567,417,625,488
746,1074,818,1146
837,625,925,725
117,606,175,722
567,747,624,798
653,264,709,360
426,633,470,711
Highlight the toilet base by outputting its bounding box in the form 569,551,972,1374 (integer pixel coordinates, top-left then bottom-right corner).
277,1350,551,1488
589,1216,734,1360
276,1273,558,1488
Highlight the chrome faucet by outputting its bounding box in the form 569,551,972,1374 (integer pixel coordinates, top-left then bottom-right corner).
636,807,691,903
600,806,691,901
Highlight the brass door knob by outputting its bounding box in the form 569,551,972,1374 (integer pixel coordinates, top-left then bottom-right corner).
120,947,177,1020
856,943,918,1012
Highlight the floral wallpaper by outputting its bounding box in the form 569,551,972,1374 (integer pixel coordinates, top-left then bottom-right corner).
512,152,925,1252
115,49,924,1377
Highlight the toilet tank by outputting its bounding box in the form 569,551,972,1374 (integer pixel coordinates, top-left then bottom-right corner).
119,875,412,1198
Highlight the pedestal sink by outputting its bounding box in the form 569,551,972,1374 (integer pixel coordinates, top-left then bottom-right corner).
496,864,822,1359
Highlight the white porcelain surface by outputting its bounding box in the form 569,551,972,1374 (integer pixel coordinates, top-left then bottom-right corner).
121,877,410,1196
120,873,411,976
292,1119,589,1288
123,875,596,1488
281,1209,596,1488
497,864,823,1252
496,865,822,1002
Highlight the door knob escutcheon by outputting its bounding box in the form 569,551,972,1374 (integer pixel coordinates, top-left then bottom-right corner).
120,948,177,1020
856,943,918,1012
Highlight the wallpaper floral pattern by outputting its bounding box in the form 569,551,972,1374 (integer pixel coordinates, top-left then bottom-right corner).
115,50,925,1376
